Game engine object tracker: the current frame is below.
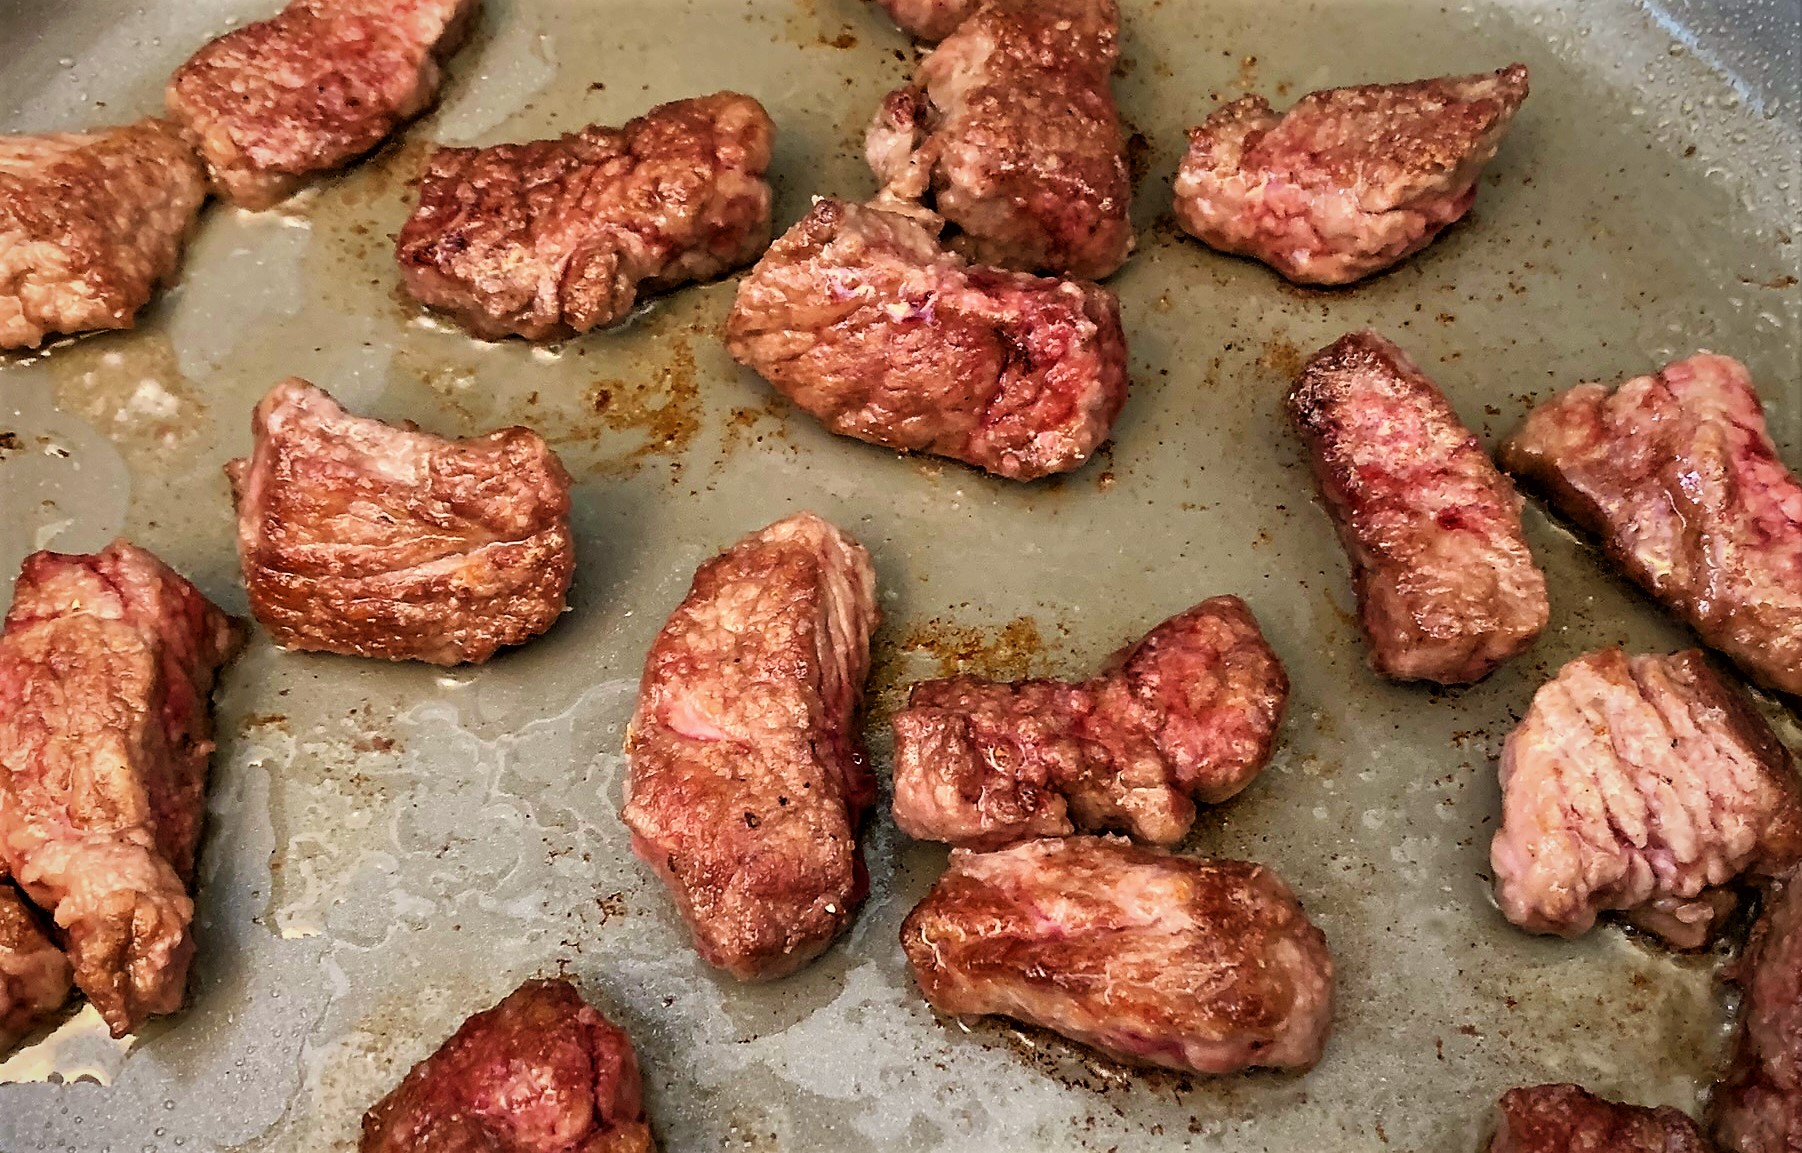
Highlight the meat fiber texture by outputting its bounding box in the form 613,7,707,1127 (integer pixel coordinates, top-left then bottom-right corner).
891,595,1288,848
0,879,71,1052
1490,648,1802,949
397,92,776,340
361,978,656,1153
0,541,242,1037
1501,352,1802,698
866,0,1133,279
1287,330,1548,684
167,0,480,209
1175,65,1529,284
0,118,206,349
1713,873,1802,1153
725,197,1127,481
226,378,575,666
903,836,1335,1075
1489,1084,1713,1153
623,513,879,981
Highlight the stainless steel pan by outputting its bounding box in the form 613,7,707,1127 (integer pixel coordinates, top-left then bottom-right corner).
0,0,1797,1149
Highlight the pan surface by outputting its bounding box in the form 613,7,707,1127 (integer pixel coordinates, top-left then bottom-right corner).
0,0,1797,1149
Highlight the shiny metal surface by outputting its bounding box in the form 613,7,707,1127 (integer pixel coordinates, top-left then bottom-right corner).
0,0,1797,1150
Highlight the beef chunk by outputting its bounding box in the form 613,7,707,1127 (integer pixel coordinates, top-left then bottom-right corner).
725,197,1127,481
903,836,1334,1074
1175,65,1529,284
866,0,1132,278
361,978,656,1153
1490,1084,1713,1153
622,513,878,980
0,541,242,1036
0,119,206,349
870,0,980,40
891,596,1288,848
1500,353,1802,697
1287,331,1548,684
226,378,574,666
167,0,479,209
397,92,775,340
1490,648,1802,948
0,879,72,1052
1714,873,1802,1153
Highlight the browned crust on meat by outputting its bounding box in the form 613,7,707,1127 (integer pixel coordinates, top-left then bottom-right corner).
1491,1084,1713,1152
397,92,775,340
0,118,207,349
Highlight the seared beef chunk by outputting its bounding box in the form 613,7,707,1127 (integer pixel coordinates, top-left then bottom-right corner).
623,513,878,980
361,978,656,1153
725,197,1127,481
0,119,206,349
0,541,242,1037
1500,353,1802,697
226,378,574,666
1287,331,1548,684
397,93,775,340
1175,65,1528,285
1490,1084,1713,1153
892,596,1287,848
871,0,980,40
1714,873,1802,1153
903,836,1334,1074
167,0,479,209
0,879,72,1052
866,0,1132,278
1490,649,1802,948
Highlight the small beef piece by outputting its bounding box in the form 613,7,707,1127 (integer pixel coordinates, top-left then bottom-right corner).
870,0,980,40
1500,353,1802,697
0,541,242,1037
360,978,656,1153
622,513,879,980
892,596,1288,848
0,119,206,349
396,93,775,340
866,0,1132,278
226,379,573,666
725,197,1127,481
903,836,1334,1074
1490,1084,1713,1153
1490,648,1802,948
0,879,72,1052
1714,873,1802,1153
1175,65,1529,285
1287,331,1548,684
166,0,479,209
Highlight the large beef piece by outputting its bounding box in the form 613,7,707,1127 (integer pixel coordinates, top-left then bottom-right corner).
226,378,574,666
1500,353,1802,697
1175,66,1529,285
902,836,1334,1075
0,879,72,1052
397,92,775,340
167,0,480,209
865,0,1132,279
0,119,207,349
869,0,980,40
0,541,242,1037
1490,648,1802,949
622,513,878,980
1287,331,1548,684
891,596,1287,848
361,978,656,1153
1714,872,1802,1153
724,197,1127,481
1488,1084,1713,1153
